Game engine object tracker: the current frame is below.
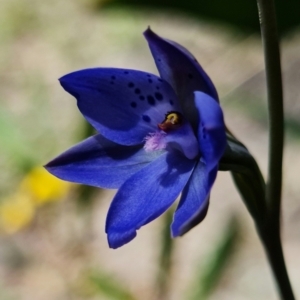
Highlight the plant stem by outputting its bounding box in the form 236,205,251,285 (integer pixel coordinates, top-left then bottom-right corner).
258,225,295,300
155,210,174,300
256,0,295,299
257,0,283,222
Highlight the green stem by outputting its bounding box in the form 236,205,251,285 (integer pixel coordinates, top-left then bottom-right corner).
257,0,283,222
258,225,295,300
155,210,174,300
256,0,295,299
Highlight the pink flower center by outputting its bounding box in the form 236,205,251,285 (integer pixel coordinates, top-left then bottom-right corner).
144,131,167,152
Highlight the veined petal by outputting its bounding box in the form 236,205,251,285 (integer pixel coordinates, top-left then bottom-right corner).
45,134,160,189
106,150,196,248
172,162,218,237
195,91,226,171
60,68,180,145
144,28,218,124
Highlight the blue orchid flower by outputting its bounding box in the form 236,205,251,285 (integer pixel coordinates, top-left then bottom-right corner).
45,28,227,249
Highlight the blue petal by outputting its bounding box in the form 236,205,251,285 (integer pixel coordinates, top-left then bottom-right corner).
60,68,180,145
106,150,196,248
165,121,199,160
144,28,218,124
172,162,218,237
195,91,227,171
45,134,160,189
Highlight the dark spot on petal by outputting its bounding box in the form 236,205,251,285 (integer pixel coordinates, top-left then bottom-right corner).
169,100,174,105
147,95,155,106
147,74,151,77
110,81,114,84
128,82,134,88
158,58,161,62
188,73,193,79
158,78,163,82
139,95,145,101
148,79,152,83
124,71,129,74
202,127,206,139
130,102,137,108
135,88,141,94
111,76,116,80
156,86,160,90
142,115,151,122
155,92,163,101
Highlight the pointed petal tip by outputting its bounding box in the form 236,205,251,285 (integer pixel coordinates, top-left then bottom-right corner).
107,230,137,249
43,164,52,175
43,160,62,179
58,75,65,83
58,74,72,93
144,25,151,32
171,228,179,238
171,201,210,238
58,73,71,85
143,26,156,40
43,155,64,169
143,26,151,34
171,223,186,238
171,222,192,238
44,160,54,170
43,164,53,174
58,73,82,99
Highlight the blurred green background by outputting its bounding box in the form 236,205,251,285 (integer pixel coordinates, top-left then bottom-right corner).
0,0,300,299
103,0,299,34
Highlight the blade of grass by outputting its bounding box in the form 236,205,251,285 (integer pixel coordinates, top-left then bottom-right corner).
88,271,136,300
188,216,240,300
155,209,175,300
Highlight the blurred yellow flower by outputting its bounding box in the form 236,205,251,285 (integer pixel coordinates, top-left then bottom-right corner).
21,167,70,205
0,167,70,234
0,193,34,234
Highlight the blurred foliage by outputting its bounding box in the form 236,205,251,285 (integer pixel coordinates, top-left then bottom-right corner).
226,92,300,143
0,283,16,300
156,210,175,300
101,0,299,35
0,110,36,173
81,270,136,300
188,216,240,300
0,0,38,41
